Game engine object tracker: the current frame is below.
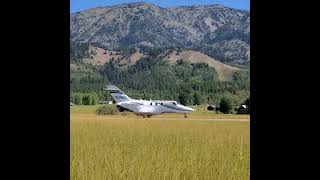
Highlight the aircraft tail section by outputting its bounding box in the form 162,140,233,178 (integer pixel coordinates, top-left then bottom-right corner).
104,85,132,103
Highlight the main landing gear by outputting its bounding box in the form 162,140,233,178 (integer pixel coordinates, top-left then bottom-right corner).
142,115,152,118
184,113,187,118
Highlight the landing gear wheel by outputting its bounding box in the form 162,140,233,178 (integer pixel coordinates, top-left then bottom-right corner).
184,113,187,118
147,115,151,118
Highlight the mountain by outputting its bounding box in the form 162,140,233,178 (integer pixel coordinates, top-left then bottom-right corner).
70,3,250,105
70,2,250,65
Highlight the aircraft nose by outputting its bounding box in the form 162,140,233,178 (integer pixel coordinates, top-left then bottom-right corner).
184,106,195,112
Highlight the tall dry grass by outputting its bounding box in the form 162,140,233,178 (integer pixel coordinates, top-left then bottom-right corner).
71,114,249,180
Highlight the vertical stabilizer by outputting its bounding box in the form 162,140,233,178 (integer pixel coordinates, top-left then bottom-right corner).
104,85,132,103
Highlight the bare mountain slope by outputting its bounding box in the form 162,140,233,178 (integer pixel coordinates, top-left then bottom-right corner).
162,50,239,80
82,46,146,68
71,2,250,64
82,46,121,66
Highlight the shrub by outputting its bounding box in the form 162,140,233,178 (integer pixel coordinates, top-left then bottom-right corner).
96,105,119,115
89,92,99,105
219,97,233,114
72,93,83,105
82,93,99,105
82,94,90,105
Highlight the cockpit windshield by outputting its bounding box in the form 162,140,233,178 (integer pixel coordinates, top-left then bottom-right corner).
172,102,177,105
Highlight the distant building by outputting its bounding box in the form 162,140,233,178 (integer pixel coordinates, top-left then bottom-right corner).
207,105,216,111
236,104,249,114
99,100,113,104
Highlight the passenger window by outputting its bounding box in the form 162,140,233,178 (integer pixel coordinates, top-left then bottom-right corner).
150,103,152,105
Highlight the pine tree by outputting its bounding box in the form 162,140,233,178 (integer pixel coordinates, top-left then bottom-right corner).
193,92,202,105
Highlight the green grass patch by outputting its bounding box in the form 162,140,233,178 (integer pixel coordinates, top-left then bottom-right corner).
70,105,104,113
71,105,250,119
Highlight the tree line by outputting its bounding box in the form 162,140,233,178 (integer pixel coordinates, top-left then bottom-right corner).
70,43,250,107
71,92,99,105
71,61,249,106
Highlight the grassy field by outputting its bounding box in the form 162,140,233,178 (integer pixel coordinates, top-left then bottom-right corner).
70,105,250,119
71,105,250,180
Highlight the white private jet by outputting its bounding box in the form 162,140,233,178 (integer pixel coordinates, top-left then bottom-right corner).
104,85,195,118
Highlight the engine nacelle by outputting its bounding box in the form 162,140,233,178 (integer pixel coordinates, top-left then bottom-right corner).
116,105,134,112
116,105,125,112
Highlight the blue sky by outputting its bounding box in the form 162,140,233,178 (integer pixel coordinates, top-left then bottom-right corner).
71,0,250,13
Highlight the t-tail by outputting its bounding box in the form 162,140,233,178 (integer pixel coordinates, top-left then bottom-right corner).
104,85,132,103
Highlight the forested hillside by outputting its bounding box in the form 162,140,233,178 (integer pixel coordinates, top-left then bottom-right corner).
70,2,250,106
70,42,249,106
